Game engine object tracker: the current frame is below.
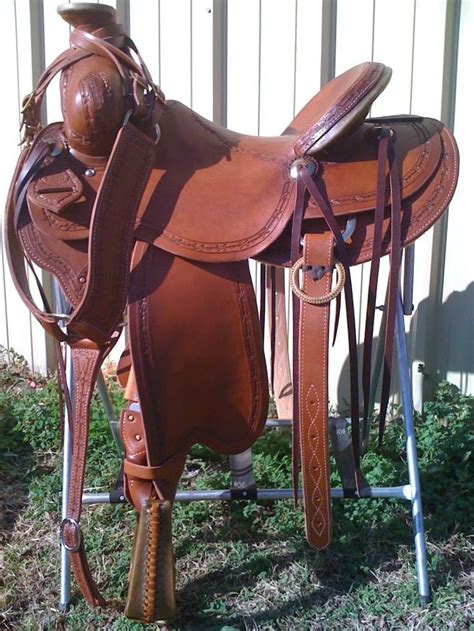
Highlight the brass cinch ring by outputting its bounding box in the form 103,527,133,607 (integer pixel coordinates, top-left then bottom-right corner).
290,258,346,304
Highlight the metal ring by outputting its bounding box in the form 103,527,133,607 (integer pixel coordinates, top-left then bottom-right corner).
290,258,346,304
60,517,82,552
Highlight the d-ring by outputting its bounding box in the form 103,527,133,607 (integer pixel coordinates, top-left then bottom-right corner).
290,258,346,304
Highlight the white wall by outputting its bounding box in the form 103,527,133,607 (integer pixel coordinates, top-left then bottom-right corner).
0,0,472,408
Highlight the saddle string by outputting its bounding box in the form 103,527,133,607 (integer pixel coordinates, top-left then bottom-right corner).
269,265,277,394
289,174,311,499
377,140,402,446
361,130,391,436
259,264,266,339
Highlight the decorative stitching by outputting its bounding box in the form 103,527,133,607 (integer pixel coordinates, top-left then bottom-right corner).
297,64,384,154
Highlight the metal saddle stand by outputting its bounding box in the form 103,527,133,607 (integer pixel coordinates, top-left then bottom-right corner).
58,246,430,609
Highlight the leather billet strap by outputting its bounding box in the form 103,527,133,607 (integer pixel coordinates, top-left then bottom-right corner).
359,126,402,444
60,342,110,608
292,124,402,515
297,233,334,549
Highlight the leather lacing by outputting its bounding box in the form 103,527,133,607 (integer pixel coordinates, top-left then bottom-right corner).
143,498,162,623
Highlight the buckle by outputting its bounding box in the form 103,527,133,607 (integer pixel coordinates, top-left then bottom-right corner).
60,517,82,552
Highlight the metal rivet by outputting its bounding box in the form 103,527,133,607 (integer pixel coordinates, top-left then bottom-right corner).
78,276,86,284
289,158,316,179
135,434,141,441
127,414,134,421
84,168,95,177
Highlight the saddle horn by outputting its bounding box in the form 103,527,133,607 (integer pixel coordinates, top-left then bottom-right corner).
57,3,126,157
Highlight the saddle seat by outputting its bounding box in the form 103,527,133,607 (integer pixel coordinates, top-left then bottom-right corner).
135,60,394,263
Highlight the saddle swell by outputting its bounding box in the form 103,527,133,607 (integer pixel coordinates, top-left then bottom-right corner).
23,109,458,271
133,107,457,266
5,1,459,625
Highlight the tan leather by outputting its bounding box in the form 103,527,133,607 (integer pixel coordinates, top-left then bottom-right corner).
298,234,334,548
57,2,117,31
125,498,176,623
60,55,126,156
267,266,293,419
134,112,456,266
128,242,269,463
4,2,459,624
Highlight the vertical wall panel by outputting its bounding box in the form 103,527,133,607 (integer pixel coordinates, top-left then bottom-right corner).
160,0,192,105
227,0,261,134
371,0,415,115
259,0,296,135
294,0,323,113
0,0,471,398
0,0,38,368
129,0,161,84
441,0,474,393
43,0,70,123
336,0,374,71
16,0,52,373
411,0,447,117
0,0,21,357
405,0,448,387
191,0,214,118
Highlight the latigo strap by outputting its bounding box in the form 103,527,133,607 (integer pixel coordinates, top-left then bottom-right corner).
296,233,335,548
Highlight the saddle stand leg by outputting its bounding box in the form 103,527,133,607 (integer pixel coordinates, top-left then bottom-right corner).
395,296,430,604
59,344,72,613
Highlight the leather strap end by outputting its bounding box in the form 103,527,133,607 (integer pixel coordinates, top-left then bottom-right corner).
124,453,186,484
298,233,334,550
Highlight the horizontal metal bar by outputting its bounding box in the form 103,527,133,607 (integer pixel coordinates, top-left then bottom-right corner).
82,492,123,505
82,485,411,506
266,417,352,428
265,418,292,427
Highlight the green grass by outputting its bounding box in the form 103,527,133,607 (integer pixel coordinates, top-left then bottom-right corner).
0,347,472,630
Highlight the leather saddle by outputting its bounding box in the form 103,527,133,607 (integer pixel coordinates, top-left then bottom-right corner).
5,2,458,623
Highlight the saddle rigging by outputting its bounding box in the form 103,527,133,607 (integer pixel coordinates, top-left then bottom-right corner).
4,2,458,623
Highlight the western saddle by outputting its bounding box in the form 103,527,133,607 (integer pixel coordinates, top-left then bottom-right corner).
5,2,458,623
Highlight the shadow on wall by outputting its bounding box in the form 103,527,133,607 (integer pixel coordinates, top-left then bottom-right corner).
335,282,474,415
